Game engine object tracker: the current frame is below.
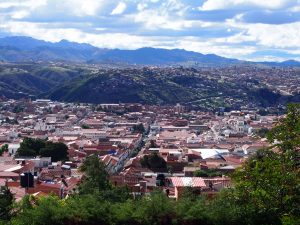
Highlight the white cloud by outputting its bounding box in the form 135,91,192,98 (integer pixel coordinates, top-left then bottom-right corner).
0,0,47,9
0,0,300,61
225,18,300,48
200,0,296,11
111,2,127,15
10,10,30,19
137,3,148,11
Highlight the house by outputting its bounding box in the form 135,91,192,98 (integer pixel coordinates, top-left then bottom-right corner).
169,177,206,200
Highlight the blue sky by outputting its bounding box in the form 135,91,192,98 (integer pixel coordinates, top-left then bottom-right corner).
1,0,300,61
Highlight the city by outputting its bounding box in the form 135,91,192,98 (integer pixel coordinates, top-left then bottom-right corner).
0,0,300,224
0,98,281,200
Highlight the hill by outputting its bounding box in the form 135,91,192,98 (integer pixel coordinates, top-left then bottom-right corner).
0,62,299,109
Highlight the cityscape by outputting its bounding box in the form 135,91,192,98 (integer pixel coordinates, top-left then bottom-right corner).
0,0,299,225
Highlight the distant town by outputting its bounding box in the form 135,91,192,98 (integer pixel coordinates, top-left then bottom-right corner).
0,98,280,200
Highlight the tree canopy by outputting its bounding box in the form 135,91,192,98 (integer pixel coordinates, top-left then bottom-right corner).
0,186,14,222
16,137,68,162
79,154,110,194
0,144,8,156
132,123,145,134
140,153,167,170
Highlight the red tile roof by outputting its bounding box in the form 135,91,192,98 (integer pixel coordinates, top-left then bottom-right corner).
170,177,206,187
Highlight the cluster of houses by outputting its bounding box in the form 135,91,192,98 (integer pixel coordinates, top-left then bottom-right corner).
0,98,277,200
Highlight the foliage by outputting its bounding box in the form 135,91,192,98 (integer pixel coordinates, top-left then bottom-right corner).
256,127,269,138
16,137,68,162
0,144,8,156
231,103,300,224
16,137,45,157
140,153,167,170
132,123,145,134
79,154,110,194
40,142,68,162
267,103,300,153
81,124,90,129
193,169,223,177
11,195,67,225
0,186,14,221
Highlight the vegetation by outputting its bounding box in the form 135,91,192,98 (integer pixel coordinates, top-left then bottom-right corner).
16,137,68,162
256,127,270,138
1,104,299,225
140,153,167,170
78,155,110,194
0,187,13,221
132,123,145,134
81,124,90,129
1,63,298,109
0,144,8,156
193,169,223,177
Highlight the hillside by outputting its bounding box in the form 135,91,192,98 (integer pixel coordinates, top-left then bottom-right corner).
0,62,296,110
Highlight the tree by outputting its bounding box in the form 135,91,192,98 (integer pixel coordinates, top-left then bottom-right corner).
16,137,46,157
140,153,167,171
149,140,157,148
81,124,90,129
132,123,145,134
79,154,110,194
267,103,300,153
0,186,14,221
16,138,68,162
193,169,222,177
256,127,269,138
0,144,8,156
11,195,67,225
133,191,174,225
156,174,166,186
167,165,173,175
40,142,68,162
231,103,300,224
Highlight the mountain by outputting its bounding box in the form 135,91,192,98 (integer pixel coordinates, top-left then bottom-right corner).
0,36,299,67
0,36,242,66
0,36,97,51
91,47,240,65
259,60,300,67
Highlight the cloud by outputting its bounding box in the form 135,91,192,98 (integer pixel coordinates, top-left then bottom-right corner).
111,2,127,15
0,0,299,61
199,0,296,11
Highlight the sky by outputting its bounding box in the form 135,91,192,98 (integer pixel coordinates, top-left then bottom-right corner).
1,0,300,61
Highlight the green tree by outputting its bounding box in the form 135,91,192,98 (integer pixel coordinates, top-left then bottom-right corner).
0,186,14,221
133,191,174,225
40,142,68,162
140,153,167,170
81,124,90,129
176,195,211,225
0,144,8,156
193,169,223,177
79,154,110,194
267,103,300,153
231,103,300,224
132,123,145,134
16,138,68,162
16,137,46,157
256,127,269,138
11,195,67,225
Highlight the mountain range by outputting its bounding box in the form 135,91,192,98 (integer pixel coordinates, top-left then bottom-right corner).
0,36,299,67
